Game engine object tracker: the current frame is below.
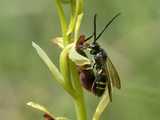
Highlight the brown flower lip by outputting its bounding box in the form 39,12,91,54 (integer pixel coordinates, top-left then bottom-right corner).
44,113,55,120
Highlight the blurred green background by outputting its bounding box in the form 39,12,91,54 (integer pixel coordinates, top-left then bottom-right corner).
0,0,160,120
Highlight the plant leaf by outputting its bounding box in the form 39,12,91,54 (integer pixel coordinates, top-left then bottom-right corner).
32,42,64,85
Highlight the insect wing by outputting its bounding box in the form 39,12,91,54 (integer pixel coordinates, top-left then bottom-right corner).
106,57,121,89
104,63,112,101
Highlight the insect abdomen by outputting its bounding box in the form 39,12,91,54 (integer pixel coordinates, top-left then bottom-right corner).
92,73,107,97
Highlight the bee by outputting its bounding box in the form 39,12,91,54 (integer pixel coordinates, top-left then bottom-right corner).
76,13,121,101
88,13,121,101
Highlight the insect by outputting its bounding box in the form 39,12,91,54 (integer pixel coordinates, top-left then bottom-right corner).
76,13,121,101
88,13,121,101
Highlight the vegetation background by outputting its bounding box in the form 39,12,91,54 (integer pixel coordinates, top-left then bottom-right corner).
0,0,160,120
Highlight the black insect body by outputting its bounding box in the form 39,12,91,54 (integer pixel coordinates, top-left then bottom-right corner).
89,42,113,100
76,13,121,101
88,13,121,100
90,46,109,97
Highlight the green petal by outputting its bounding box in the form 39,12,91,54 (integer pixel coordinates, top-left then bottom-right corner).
27,101,54,118
69,44,91,66
52,37,64,49
27,102,70,120
92,91,110,120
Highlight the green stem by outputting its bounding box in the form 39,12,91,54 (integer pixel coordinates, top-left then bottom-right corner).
74,95,87,120
75,0,84,15
69,0,86,120
55,0,87,120
70,62,87,120
55,0,69,45
67,0,84,37
59,45,75,97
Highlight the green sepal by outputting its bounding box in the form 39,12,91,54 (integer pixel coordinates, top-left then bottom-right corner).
32,42,64,85
68,44,91,66
27,102,69,120
52,37,64,49
27,101,55,118
92,90,110,120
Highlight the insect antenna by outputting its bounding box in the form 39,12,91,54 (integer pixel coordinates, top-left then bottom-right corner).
96,12,121,41
93,14,97,43
85,34,93,41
